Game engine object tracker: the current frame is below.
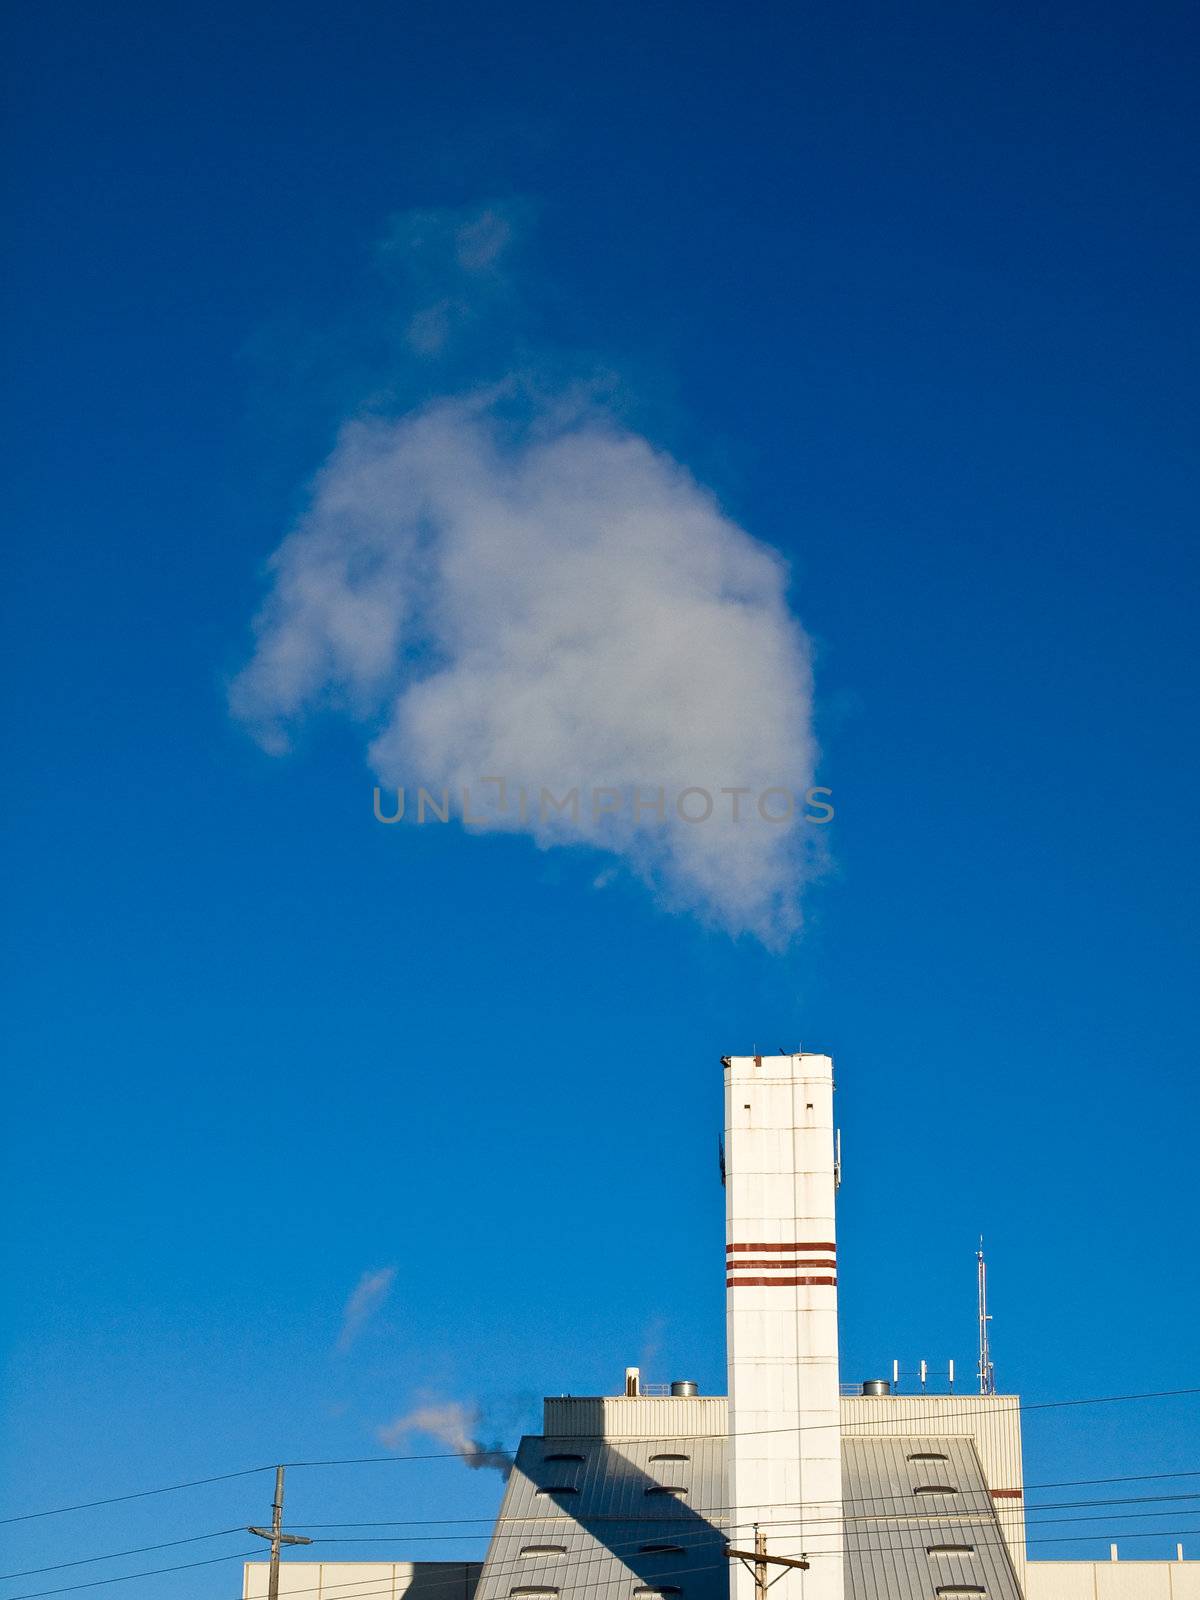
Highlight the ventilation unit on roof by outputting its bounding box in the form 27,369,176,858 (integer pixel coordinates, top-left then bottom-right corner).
908,1451,950,1462
520,1547,567,1559
644,1485,687,1497
927,1546,975,1557
545,1452,585,1463
913,1484,959,1497
535,1486,579,1497
649,1452,689,1463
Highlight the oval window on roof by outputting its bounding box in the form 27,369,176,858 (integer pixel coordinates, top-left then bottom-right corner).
545,1452,586,1463
639,1544,686,1556
927,1546,975,1556
520,1547,567,1559
908,1451,950,1462
644,1485,688,1497
913,1484,959,1496
649,1452,689,1463
536,1485,579,1496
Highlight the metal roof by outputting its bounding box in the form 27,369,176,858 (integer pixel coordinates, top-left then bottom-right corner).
476,1435,730,1600
476,1431,1024,1600
842,1436,1025,1600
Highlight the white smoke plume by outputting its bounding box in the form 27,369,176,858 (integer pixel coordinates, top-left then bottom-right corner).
336,1266,395,1352
230,385,821,943
379,1399,514,1477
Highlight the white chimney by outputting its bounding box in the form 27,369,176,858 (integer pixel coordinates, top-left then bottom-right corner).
725,1053,844,1600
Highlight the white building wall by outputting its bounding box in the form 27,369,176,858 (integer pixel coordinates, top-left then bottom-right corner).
1025,1559,1200,1600
725,1052,843,1600
244,1561,481,1600
543,1395,728,1438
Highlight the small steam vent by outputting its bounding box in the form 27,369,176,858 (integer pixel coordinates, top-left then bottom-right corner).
670,1380,699,1397
861,1378,892,1396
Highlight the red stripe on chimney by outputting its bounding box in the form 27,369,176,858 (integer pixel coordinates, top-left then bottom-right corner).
726,1242,836,1253
726,1275,838,1287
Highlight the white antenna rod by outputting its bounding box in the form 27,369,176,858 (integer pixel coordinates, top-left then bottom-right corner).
977,1238,996,1395
948,1358,955,1391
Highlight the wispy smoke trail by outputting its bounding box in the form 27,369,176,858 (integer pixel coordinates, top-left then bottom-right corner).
336,1266,395,1352
379,1400,514,1477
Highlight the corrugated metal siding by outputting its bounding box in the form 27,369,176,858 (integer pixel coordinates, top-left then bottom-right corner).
841,1396,1025,1582
476,1435,730,1600
478,1426,1030,1600
842,1436,1025,1600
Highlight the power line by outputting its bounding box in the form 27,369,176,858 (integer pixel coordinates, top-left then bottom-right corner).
282,1384,1200,1469
232,1524,1200,1600
24,1483,1196,1595
5,1471,1148,1589
0,1528,247,1582
2,1547,262,1600
0,1469,272,1529
4,1383,1198,1533
292,1465,1200,1528
290,1479,1200,1531
19,1498,1168,1600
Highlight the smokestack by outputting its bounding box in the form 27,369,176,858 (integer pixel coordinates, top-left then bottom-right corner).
724,1053,844,1600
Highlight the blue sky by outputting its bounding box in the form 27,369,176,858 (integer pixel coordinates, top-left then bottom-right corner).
3,0,1199,1591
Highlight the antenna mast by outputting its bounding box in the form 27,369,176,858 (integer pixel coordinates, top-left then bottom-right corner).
977,1238,996,1395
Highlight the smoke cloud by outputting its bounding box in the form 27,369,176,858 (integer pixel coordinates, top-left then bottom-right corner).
379,1399,514,1477
336,1266,396,1352
230,383,821,944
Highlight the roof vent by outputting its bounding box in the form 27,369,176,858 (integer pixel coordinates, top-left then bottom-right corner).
645,1485,688,1497
649,1453,689,1463
914,1484,960,1497
861,1379,891,1396
670,1380,698,1397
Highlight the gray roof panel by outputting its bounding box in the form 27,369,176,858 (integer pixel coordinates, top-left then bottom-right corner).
478,1432,1023,1600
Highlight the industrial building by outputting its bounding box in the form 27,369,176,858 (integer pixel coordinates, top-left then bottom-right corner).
247,1053,1197,1600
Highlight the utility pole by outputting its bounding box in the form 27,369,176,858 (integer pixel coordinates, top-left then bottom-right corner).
727,1525,810,1600
248,1466,312,1600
